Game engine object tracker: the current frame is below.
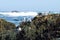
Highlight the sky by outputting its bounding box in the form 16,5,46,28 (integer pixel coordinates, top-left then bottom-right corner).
0,0,60,12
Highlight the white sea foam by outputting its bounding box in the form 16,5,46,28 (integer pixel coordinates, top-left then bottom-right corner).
0,12,38,17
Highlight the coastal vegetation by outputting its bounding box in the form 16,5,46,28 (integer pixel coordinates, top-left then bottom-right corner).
0,13,60,40
17,13,60,40
0,19,16,40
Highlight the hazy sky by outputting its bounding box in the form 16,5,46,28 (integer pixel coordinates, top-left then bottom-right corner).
0,0,60,12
